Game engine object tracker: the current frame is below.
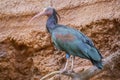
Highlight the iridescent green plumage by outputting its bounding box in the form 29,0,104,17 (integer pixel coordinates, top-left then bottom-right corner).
51,24,103,69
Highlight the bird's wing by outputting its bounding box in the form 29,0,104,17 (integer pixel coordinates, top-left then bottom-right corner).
52,25,102,61
68,27,94,47
68,27,103,59
53,25,94,47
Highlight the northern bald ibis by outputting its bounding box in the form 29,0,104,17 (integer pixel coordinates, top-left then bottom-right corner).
29,7,103,72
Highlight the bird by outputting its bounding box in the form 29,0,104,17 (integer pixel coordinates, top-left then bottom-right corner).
28,7,103,72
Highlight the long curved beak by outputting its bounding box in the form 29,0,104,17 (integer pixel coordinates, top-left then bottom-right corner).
28,11,46,24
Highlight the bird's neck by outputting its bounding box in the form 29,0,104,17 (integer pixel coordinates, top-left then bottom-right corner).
46,13,58,33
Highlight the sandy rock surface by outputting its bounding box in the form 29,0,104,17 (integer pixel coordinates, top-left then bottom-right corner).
0,0,120,80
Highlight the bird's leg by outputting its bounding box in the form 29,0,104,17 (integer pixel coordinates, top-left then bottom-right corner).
61,53,70,73
70,56,75,72
62,58,69,72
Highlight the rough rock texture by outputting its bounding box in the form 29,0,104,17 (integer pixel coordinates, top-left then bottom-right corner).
0,0,120,80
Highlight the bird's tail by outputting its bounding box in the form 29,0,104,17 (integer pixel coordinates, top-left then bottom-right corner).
91,60,103,69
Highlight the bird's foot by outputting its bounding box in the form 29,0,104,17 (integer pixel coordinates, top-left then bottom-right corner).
68,69,74,73
60,69,68,74
60,69,74,74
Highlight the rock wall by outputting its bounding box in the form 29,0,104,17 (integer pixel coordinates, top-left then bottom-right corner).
0,0,120,80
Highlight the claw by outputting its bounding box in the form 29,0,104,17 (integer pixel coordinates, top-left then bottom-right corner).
60,69,67,74
68,70,74,73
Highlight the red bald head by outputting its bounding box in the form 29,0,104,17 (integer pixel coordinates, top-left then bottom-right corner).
28,7,55,23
